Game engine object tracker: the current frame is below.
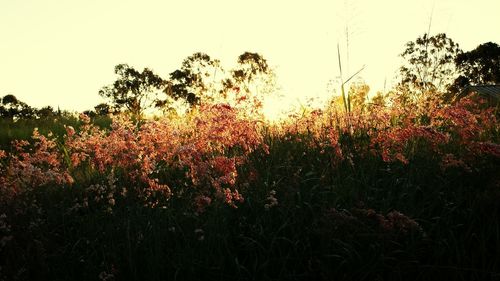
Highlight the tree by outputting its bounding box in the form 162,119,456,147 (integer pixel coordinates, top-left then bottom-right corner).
83,103,112,118
449,42,500,95
231,52,276,96
166,52,224,106
36,106,56,119
94,103,111,116
99,64,166,118
166,52,276,111
0,94,35,120
399,33,462,95
2,94,18,105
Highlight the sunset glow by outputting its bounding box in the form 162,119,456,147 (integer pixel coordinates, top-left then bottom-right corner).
1,1,499,279
1,0,499,117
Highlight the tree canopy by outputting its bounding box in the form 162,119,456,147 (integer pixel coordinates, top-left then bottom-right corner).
166,51,276,110
449,42,500,96
398,33,462,96
99,64,166,118
166,52,223,106
0,94,35,120
231,52,276,97
97,52,276,118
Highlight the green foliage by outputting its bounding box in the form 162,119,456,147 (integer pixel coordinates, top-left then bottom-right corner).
0,114,111,150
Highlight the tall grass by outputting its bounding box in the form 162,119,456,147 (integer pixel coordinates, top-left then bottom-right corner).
0,115,111,150
0,96,499,280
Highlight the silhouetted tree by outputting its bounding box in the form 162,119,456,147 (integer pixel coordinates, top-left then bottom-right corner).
164,52,276,111
0,94,35,120
99,64,166,118
448,42,500,96
399,33,462,95
231,52,276,96
2,94,18,105
94,103,111,116
165,52,224,106
36,106,55,118
83,103,112,118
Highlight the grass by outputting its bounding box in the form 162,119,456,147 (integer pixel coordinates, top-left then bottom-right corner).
0,115,111,151
0,101,499,281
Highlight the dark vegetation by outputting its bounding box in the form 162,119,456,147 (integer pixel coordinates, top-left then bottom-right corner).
0,34,499,281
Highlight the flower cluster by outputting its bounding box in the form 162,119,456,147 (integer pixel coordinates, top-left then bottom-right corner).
370,125,449,164
0,129,73,199
0,93,497,213
176,103,264,209
0,103,266,211
319,208,424,240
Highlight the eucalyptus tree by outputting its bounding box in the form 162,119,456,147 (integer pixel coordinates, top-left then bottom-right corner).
99,64,166,118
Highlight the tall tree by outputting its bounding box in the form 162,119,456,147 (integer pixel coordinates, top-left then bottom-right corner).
231,52,276,96
99,64,166,118
0,94,35,120
448,42,500,95
164,52,276,112
166,52,224,106
399,33,462,95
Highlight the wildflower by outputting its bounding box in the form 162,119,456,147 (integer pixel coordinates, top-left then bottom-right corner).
65,125,76,137
222,188,244,208
394,153,409,165
194,195,212,213
79,113,91,124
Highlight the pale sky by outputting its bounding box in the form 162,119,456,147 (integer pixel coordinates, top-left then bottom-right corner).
1,0,499,115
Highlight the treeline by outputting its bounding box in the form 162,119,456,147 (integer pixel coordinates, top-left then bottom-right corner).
0,94,72,120
397,35,500,103
0,51,275,121
1,35,499,121
94,51,275,118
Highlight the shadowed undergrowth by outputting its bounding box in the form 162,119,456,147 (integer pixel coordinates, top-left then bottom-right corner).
0,96,499,281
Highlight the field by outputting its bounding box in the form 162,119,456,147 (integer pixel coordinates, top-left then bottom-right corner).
0,95,499,281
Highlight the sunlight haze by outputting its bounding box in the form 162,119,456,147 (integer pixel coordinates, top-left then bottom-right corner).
1,0,499,117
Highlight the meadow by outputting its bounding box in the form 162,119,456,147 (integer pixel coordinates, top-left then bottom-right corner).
0,92,499,281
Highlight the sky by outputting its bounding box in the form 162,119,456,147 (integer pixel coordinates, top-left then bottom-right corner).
1,0,499,116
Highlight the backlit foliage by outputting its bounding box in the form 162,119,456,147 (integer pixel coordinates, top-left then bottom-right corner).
0,89,498,280
1,92,498,207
